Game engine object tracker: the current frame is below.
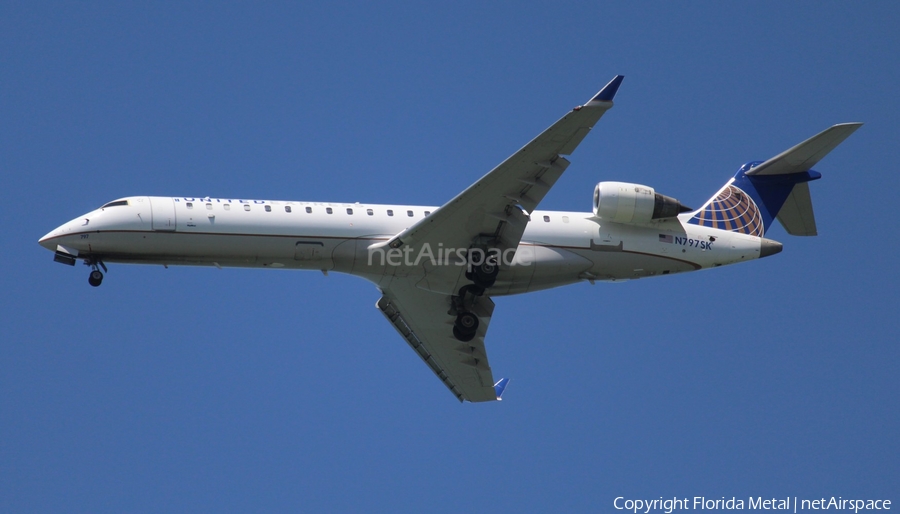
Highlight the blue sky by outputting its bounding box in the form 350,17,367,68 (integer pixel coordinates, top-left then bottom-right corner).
2,2,898,512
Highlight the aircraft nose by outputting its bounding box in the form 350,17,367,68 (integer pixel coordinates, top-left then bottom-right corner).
39,229,60,251
39,216,84,251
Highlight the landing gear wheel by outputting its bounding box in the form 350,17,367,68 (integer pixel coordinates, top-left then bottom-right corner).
453,325,476,342
453,311,479,341
458,284,485,298
472,259,499,288
88,270,103,287
456,311,479,332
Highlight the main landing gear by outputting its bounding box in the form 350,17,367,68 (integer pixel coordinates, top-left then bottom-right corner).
453,311,479,342
451,258,497,342
451,285,483,342
465,258,499,289
86,257,107,287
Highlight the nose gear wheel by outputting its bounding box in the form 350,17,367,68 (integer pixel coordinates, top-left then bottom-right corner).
88,270,103,287
85,257,107,287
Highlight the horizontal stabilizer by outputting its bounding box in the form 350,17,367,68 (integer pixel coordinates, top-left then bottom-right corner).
746,123,862,176
776,182,818,236
691,122,862,237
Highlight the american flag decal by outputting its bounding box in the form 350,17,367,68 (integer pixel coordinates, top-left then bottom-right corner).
659,234,673,243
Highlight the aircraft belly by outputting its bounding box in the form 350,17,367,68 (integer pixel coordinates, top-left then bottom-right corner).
586,250,698,280
86,231,346,270
583,225,706,280
499,244,593,295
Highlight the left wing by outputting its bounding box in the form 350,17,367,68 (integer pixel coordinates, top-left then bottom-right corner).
382,75,623,257
377,277,500,402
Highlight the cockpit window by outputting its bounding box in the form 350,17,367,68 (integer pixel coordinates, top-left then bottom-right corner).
102,200,129,208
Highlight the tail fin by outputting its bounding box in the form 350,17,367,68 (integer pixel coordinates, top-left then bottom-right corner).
688,123,862,237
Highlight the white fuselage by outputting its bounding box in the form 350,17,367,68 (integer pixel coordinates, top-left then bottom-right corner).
39,196,769,295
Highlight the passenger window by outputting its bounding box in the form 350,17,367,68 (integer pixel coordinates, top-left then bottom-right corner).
306,206,312,213
186,202,193,209
224,204,231,211
407,210,414,217
347,208,353,215
543,215,550,222
387,209,394,216
424,211,431,216
326,207,333,214
562,216,569,223
206,203,213,210
285,206,292,213
265,205,272,212
243,204,251,211
367,209,373,216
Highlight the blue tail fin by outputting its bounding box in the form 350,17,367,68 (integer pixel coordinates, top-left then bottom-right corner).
687,123,862,237
688,164,820,237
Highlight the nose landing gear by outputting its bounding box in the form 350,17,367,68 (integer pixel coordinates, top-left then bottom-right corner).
88,270,103,287
85,257,107,287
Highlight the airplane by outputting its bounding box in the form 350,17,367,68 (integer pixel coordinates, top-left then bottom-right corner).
39,76,862,403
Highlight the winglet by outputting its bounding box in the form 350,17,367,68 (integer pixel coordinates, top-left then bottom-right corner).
494,378,510,400
588,75,624,104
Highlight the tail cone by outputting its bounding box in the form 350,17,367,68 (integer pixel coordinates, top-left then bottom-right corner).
760,238,783,258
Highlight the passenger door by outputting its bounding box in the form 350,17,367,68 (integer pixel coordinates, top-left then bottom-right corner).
149,197,176,231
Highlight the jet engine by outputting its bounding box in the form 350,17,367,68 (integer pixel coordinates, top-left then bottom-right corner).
592,182,691,224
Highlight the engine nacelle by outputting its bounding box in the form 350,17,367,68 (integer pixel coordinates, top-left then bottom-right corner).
592,181,691,224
